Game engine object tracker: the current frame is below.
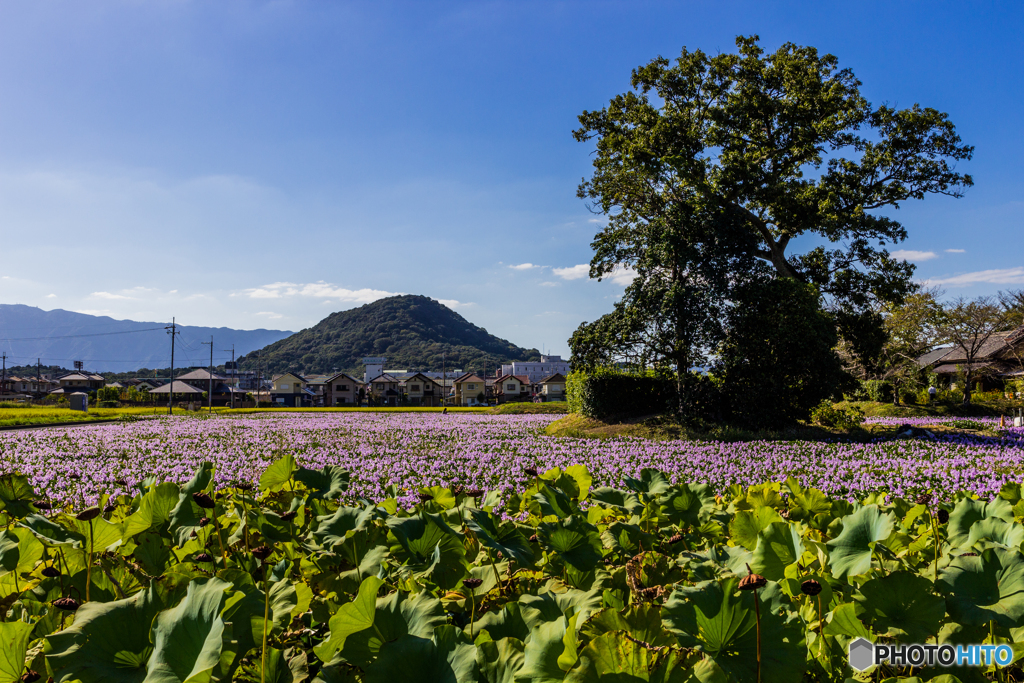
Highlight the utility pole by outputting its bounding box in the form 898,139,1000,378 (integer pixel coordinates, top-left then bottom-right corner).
201,336,213,414
442,351,446,407
1,353,6,393
165,318,177,415
223,344,235,409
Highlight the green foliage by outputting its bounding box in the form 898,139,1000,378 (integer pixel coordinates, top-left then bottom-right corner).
719,279,852,428
810,401,865,429
7,457,1024,681
96,386,120,403
861,380,894,403
564,368,676,419
237,294,540,376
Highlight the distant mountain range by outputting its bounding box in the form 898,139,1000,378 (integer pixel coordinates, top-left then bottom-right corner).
0,304,292,372
238,295,540,376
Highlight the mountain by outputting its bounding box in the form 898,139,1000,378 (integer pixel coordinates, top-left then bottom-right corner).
238,295,541,376
0,304,292,372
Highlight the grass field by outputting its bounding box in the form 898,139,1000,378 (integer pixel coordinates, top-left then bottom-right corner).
0,405,196,427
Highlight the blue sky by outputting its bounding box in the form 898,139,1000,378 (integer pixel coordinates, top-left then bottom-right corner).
0,0,1021,360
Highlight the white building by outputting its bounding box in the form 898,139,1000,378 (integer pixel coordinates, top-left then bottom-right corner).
363,357,387,384
500,355,571,383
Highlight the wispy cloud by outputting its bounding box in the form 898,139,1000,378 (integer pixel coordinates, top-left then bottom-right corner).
607,265,638,286
925,268,1024,286
438,299,474,309
553,264,589,280
239,281,401,303
945,248,966,253
891,250,938,262
46,293,56,298
509,263,541,270
255,311,284,319
90,291,135,300
539,281,559,287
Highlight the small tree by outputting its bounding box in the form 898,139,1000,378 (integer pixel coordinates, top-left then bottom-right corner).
96,386,120,403
934,296,1008,404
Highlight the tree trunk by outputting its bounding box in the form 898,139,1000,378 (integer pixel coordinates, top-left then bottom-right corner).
962,370,973,404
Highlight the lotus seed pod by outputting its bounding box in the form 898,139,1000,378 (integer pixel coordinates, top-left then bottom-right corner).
20,670,40,683
462,578,483,589
41,566,61,578
524,468,538,477
114,478,128,487
739,573,767,591
103,503,117,514
194,553,214,563
418,493,433,502
192,492,215,509
235,481,254,491
252,545,273,560
666,534,684,545
75,507,101,522
198,517,210,527
800,579,823,596
33,500,52,510
466,488,485,498
280,510,297,521
53,597,80,612
529,534,538,543
916,493,932,506
938,509,949,524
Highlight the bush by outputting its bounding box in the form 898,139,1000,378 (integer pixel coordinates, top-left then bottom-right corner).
861,380,893,403
98,401,119,408
947,419,985,431
810,401,865,429
566,368,676,419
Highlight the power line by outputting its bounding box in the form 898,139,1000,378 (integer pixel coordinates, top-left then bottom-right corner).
0,327,166,342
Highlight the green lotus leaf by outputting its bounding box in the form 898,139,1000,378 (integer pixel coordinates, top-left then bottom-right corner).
45,586,163,683
854,571,945,643
312,505,381,550
599,521,655,556
362,625,478,683
0,472,37,519
123,483,181,538
783,477,832,518
589,488,643,516
475,602,531,643
963,517,1024,551
947,497,1014,547
581,603,674,649
540,465,593,502
0,620,35,683
0,530,18,573
728,506,784,551
338,588,447,668
658,482,714,529
515,615,572,682
937,547,1024,628
751,521,803,581
623,469,670,496
69,516,126,554
260,453,298,491
19,514,86,547
529,482,576,519
295,464,349,500
662,577,805,683
826,505,894,580
168,462,214,547
537,516,603,573
467,508,535,567
145,577,232,683
238,646,308,683
0,528,43,576
314,575,384,664
476,636,526,683
388,512,463,561
564,630,657,682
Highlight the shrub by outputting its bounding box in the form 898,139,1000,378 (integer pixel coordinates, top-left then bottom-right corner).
861,380,893,403
566,368,676,419
810,401,865,429
947,419,985,431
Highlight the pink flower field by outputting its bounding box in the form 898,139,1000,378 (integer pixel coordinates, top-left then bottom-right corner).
2,412,1024,506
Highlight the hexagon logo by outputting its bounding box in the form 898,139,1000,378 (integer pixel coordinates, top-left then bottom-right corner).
848,637,875,672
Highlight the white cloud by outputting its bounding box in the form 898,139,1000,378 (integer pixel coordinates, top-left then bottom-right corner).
90,291,135,300
607,265,638,286
509,263,541,270
553,264,589,280
240,281,401,303
588,218,604,224
539,281,559,287
891,250,938,262
255,311,284,319
945,249,966,253
925,268,1024,286
46,293,56,298
438,299,474,309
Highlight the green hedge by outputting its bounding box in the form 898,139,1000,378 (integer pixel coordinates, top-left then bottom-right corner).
566,368,677,419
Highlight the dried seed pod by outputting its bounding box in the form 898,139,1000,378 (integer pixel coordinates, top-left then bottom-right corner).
524,468,538,478
192,492,215,509
75,507,101,522
739,573,767,591
466,488,485,498
960,552,979,557
252,545,273,561
235,481,254,491
189,530,198,538
666,534,684,545
20,671,41,683
938,509,949,524
779,508,791,520
194,552,214,563
53,597,80,612
198,517,210,527
451,485,465,496
528,534,538,543
916,492,933,506
462,578,483,589
800,579,823,596
41,566,61,578
280,510,297,522
417,493,433,502
33,500,52,510
496,551,503,559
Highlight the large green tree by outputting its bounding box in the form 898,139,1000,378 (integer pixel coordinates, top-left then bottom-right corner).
574,35,973,313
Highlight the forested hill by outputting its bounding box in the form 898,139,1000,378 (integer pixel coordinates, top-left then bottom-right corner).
237,295,541,375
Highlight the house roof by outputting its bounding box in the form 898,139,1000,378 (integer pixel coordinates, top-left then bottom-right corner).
271,373,307,384
324,372,363,385
149,381,204,394
915,347,952,367
405,372,440,386
105,382,124,388
940,328,1024,363
539,373,567,384
58,373,96,382
454,373,484,384
370,373,400,384
176,369,228,382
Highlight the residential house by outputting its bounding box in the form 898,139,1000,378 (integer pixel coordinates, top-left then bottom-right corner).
270,373,315,407
53,372,105,395
174,369,239,407
494,374,531,404
323,372,364,406
500,355,571,383
303,375,330,407
918,326,1024,392
368,373,401,407
537,373,567,402
453,373,487,406
148,380,204,401
402,372,443,407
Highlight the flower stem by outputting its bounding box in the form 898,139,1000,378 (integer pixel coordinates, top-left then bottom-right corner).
753,588,761,683
86,522,94,602
261,562,270,683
